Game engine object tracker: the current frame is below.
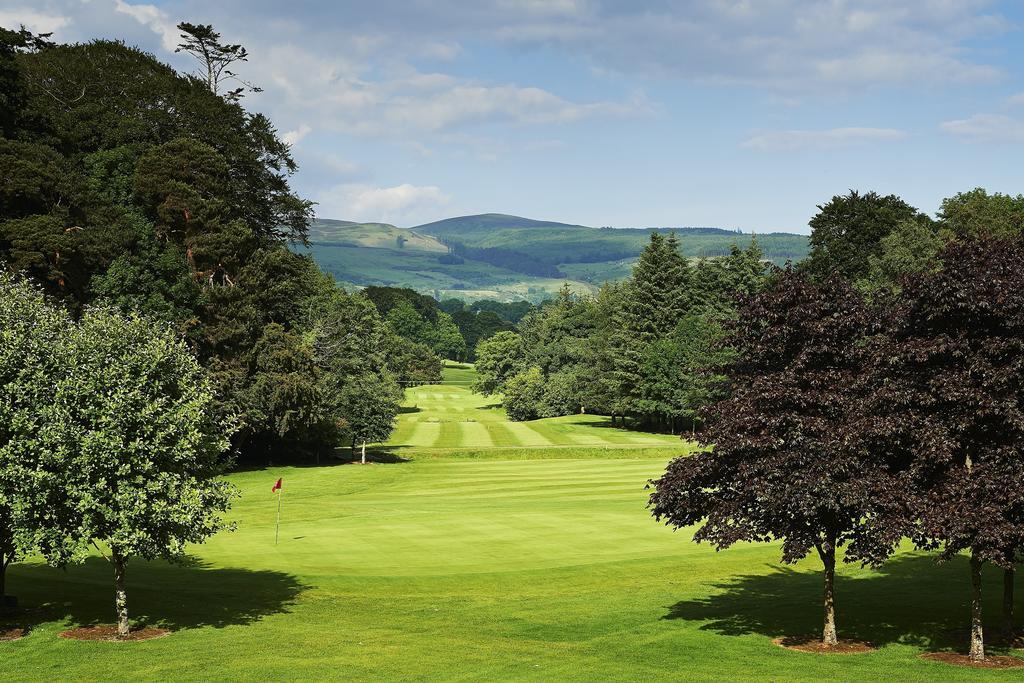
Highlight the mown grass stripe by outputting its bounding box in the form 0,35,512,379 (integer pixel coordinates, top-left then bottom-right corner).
458,422,494,448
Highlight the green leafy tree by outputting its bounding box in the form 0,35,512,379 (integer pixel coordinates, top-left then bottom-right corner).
803,190,930,282
337,373,402,464
431,311,467,360
857,219,944,294
502,366,545,422
33,307,235,637
939,187,1024,238
472,331,525,395
0,273,69,606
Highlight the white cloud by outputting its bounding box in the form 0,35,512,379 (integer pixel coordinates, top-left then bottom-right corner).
111,0,177,51
0,8,70,34
1008,93,1024,106
318,183,451,224
941,114,1024,143
244,45,644,138
741,127,907,152
282,124,312,146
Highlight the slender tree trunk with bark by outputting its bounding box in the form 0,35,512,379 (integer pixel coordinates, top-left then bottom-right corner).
112,548,130,638
361,441,367,465
969,553,985,662
1005,566,1016,640
818,535,838,646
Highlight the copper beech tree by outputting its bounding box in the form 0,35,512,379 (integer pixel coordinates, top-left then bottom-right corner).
649,270,898,647
864,236,1024,662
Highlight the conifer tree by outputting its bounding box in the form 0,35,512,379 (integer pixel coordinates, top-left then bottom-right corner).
611,232,692,425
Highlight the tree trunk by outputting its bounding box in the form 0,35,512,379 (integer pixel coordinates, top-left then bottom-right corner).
969,553,985,661
361,441,367,465
818,537,838,646
112,549,130,638
0,551,6,603
1005,566,1016,640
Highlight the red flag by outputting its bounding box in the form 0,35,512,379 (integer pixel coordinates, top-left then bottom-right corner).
271,478,282,493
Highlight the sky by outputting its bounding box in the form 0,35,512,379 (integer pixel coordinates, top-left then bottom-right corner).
2,1,1023,233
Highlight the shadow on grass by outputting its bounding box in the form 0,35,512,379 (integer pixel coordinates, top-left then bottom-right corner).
336,447,412,464
398,405,421,414
664,553,1018,653
562,416,691,437
5,555,305,632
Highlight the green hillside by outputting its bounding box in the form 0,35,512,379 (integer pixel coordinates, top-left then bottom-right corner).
303,214,810,302
414,214,810,266
308,218,447,252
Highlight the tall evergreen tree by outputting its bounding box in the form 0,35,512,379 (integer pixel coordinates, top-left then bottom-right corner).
611,232,692,425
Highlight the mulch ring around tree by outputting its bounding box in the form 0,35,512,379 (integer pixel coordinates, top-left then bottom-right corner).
59,625,170,642
773,636,876,654
0,626,25,641
920,653,1024,669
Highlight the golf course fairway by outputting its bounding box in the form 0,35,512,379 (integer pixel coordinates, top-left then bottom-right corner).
2,366,1019,680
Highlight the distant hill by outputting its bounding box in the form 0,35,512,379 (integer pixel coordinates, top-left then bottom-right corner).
414,213,590,234
308,219,447,253
301,214,810,302
413,213,809,268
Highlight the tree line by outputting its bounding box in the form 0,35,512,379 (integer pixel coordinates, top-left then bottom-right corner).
473,234,765,425
471,186,1024,662
650,188,1024,663
0,25,436,467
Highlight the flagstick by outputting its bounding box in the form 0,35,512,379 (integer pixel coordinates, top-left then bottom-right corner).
275,489,282,546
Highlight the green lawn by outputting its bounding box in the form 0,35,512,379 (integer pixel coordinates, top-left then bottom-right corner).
2,377,1021,680
387,366,683,452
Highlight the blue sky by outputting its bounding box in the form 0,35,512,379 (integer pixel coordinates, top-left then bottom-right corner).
3,1,1023,233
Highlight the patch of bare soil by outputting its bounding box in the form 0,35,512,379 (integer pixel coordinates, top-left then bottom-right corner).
0,627,25,641
921,652,1024,669
58,625,170,642
773,636,876,654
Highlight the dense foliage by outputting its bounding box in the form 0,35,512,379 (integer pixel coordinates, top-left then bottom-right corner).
474,235,766,426
0,28,402,465
0,272,234,635
650,190,1024,660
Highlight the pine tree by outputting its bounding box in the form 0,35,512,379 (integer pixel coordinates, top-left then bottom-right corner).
611,232,692,425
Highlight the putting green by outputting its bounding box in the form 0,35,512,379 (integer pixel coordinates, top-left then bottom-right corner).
2,368,1019,680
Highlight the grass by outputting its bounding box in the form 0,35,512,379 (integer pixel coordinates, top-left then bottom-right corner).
3,370,1021,680
387,363,684,453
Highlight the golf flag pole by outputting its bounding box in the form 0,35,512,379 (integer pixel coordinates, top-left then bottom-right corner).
272,478,283,545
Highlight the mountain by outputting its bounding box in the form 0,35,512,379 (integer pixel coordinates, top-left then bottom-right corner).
301,214,810,303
